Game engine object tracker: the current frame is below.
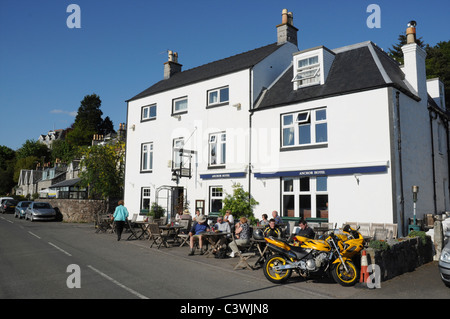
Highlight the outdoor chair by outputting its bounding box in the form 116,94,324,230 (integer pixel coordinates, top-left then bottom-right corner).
233,252,256,270
147,223,165,249
177,219,191,247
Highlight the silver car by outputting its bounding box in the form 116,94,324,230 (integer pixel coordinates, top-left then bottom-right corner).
14,201,33,219
439,231,450,287
25,202,56,221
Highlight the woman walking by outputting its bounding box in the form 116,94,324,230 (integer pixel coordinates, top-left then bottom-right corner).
113,200,129,241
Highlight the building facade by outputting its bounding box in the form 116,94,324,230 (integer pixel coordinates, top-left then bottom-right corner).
124,10,448,236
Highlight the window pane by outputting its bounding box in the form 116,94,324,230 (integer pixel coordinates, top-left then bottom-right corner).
175,98,187,111
316,109,326,121
150,105,157,118
149,152,153,170
209,91,218,104
283,178,294,192
143,107,148,119
297,112,309,122
143,152,147,170
210,144,217,165
283,127,294,146
299,124,311,144
300,195,311,218
316,176,327,191
220,88,229,102
315,123,327,143
221,142,226,164
316,195,328,218
283,195,295,217
283,114,293,126
300,177,310,191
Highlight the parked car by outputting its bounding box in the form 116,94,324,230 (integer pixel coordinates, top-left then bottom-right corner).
14,201,33,219
439,231,450,287
25,202,56,221
0,199,18,214
0,197,14,213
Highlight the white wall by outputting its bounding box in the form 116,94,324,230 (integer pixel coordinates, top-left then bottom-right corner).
250,88,394,225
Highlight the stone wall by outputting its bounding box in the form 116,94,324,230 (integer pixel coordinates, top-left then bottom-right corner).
36,199,109,223
366,236,433,281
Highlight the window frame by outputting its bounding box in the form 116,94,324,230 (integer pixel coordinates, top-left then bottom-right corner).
281,176,328,219
208,132,226,168
207,86,229,108
141,104,157,122
140,142,153,173
281,107,328,149
209,186,224,213
292,55,321,87
172,96,188,115
141,187,151,210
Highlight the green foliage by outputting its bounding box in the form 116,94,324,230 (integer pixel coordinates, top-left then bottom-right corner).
221,183,259,224
368,240,391,251
78,141,125,200
50,139,77,163
149,202,165,219
408,230,428,245
16,139,50,160
13,156,39,182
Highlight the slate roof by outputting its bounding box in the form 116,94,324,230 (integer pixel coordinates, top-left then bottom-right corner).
128,42,283,101
256,41,419,110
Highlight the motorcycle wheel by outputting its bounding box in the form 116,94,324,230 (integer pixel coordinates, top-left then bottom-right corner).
263,254,292,284
331,260,358,286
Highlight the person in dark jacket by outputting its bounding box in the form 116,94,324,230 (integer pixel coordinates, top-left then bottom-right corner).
295,219,315,239
263,219,282,238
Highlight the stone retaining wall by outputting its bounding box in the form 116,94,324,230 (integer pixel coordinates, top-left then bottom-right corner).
365,236,433,281
36,199,109,223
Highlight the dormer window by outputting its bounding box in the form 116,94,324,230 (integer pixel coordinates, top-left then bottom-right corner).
292,46,335,90
292,55,320,87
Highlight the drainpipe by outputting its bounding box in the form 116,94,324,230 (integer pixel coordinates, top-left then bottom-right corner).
248,69,253,203
428,107,437,214
395,91,405,236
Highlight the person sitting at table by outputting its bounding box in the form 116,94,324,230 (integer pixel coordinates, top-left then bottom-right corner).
263,218,281,238
224,209,234,225
180,209,192,221
188,215,210,255
272,210,282,225
212,216,231,254
259,214,269,226
228,217,251,257
294,219,315,239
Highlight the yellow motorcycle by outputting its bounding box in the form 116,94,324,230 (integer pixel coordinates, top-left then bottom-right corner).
263,225,364,286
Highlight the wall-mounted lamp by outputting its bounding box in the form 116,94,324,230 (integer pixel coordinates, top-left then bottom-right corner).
354,173,362,185
131,124,135,131
233,103,241,110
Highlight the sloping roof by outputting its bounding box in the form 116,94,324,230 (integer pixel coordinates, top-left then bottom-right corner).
127,42,283,101
49,178,81,189
256,41,418,110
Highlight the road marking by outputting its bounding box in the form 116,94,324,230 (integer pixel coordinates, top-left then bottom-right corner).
0,217,14,224
28,231,41,239
87,265,149,299
48,242,72,256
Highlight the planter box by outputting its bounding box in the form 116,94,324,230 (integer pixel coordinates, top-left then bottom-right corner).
365,236,433,281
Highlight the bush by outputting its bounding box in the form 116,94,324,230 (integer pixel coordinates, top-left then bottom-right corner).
408,230,428,245
221,183,258,225
149,202,165,219
368,240,391,251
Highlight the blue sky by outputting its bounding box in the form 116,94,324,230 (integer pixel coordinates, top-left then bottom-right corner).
1,0,449,151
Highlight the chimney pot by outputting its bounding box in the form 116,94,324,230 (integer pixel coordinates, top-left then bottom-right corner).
406,20,417,44
164,50,182,79
277,9,298,46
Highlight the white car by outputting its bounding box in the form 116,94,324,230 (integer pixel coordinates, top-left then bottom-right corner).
439,231,450,287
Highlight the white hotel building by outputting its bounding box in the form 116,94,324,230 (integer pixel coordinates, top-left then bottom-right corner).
124,10,448,236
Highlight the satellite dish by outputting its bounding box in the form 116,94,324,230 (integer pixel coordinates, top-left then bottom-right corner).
407,20,417,28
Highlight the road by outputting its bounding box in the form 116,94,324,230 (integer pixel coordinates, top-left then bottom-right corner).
1,213,449,304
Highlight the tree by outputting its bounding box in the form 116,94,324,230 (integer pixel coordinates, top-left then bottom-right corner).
221,183,259,224
388,34,425,64
50,139,78,164
0,145,16,194
78,141,125,202
66,94,115,147
16,139,50,160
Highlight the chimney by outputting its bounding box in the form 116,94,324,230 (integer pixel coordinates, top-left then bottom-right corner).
401,21,427,100
277,9,298,46
164,50,182,79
